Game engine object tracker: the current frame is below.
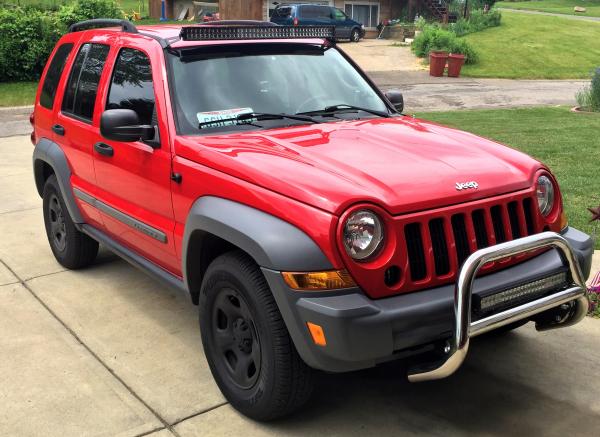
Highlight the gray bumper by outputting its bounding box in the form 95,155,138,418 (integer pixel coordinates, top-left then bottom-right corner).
262,226,594,373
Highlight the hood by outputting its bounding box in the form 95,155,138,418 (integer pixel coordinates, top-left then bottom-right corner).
175,116,542,215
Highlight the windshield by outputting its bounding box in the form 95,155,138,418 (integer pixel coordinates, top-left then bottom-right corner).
167,43,389,134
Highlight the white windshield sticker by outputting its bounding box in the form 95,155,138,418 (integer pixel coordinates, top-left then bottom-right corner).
197,107,254,128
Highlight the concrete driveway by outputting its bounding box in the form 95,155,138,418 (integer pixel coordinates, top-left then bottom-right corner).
1,133,600,437
340,39,424,72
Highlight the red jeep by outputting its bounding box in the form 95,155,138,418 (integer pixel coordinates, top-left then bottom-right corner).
32,19,592,420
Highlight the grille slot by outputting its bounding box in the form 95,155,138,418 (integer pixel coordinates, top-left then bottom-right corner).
451,214,471,267
523,197,535,235
508,201,521,239
429,218,450,276
404,223,427,281
490,205,506,243
472,209,488,249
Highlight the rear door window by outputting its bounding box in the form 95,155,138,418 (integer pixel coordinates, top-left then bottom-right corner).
106,48,155,125
40,43,73,110
62,43,110,121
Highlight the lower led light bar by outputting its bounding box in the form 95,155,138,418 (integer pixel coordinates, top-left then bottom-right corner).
180,25,335,41
479,271,568,312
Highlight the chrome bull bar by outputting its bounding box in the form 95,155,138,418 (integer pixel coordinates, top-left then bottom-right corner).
408,231,589,383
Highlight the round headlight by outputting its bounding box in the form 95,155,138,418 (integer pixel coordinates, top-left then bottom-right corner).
343,210,384,261
536,175,555,216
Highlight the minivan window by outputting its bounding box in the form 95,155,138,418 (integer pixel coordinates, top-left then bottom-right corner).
301,5,330,19
40,44,73,110
274,6,292,17
107,48,155,126
333,8,346,21
62,43,110,121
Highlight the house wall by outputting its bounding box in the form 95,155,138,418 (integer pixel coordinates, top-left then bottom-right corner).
149,0,174,19
149,0,407,35
220,0,263,20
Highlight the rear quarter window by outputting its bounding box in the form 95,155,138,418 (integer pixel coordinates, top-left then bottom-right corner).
40,43,73,110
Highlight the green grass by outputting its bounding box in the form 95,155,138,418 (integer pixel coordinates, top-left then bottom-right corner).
0,82,38,107
416,106,600,248
496,0,600,18
461,12,600,79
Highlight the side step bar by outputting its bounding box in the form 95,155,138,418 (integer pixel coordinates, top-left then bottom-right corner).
408,231,589,382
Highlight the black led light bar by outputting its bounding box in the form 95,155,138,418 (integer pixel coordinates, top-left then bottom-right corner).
180,25,335,41
477,271,569,314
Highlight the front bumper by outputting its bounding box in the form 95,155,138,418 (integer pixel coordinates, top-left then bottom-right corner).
262,227,593,374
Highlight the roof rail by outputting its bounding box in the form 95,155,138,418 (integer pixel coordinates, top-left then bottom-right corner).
69,19,138,34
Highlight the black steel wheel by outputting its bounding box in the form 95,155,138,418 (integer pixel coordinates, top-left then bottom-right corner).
199,251,313,421
210,288,262,389
42,175,98,269
47,193,67,252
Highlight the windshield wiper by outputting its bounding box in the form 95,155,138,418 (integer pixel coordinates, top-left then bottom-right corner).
198,112,319,129
298,104,390,118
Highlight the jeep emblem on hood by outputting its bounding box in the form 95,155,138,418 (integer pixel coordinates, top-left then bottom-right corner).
455,181,479,191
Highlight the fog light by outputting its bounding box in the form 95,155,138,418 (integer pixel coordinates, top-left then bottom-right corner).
282,270,356,291
479,272,568,312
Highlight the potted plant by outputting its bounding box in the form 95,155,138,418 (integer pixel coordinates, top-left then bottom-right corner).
447,53,466,77
429,50,448,77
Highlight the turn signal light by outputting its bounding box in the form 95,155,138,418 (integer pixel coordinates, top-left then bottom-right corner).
306,322,326,346
282,270,356,291
559,209,568,230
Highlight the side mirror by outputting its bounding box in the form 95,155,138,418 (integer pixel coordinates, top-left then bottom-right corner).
100,109,155,143
384,90,404,113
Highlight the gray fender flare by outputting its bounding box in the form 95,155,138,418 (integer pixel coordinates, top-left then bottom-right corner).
182,196,333,290
33,137,84,223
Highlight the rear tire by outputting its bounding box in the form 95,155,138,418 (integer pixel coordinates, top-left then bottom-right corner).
199,251,313,421
351,28,361,42
42,175,98,269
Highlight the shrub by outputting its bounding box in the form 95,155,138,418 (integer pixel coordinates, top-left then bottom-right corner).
57,0,124,28
412,25,479,64
576,68,600,112
0,7,64,82
0,0,125,82
450,10,502,37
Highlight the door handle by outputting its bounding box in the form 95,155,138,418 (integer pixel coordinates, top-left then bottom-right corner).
94,142,114,157
52,124,65,136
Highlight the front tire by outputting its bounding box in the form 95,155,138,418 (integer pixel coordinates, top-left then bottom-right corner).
42,175,98,269
351,28,361,42
199,251,313,421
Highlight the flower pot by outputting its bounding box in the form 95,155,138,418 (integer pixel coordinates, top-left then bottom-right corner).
429,51,448,77
447,53,466,77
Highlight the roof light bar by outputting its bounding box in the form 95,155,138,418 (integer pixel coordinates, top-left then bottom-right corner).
180,25,335,41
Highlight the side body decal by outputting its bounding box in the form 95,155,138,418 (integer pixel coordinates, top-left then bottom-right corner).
73,188,168,243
